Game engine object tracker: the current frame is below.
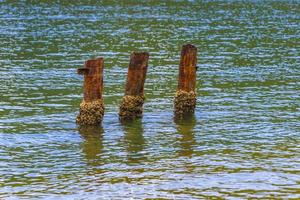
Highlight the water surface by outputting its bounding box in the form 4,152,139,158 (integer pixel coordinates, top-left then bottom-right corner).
0,1,299,199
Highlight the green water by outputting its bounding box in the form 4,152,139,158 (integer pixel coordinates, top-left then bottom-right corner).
0,1,299,199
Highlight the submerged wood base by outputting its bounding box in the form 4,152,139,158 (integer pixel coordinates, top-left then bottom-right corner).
76,100,104,125
174,90,196,116
119,95,145,121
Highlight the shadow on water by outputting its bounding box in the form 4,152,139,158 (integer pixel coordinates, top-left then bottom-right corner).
174,114,197,158
121,119,146,164
78,125,104,167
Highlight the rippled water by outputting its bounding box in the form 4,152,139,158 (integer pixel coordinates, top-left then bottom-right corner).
0,1,299,199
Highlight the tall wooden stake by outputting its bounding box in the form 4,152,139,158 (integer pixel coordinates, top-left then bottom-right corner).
76,57,105,125
174,44,197,117
119,52,149,121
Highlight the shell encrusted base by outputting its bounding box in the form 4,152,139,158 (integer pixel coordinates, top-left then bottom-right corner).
119,95,145,121
174,90,196,116
76,100,104,125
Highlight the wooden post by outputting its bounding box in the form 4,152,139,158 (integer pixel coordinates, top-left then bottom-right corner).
119,52,149,121
174,44,197,117
76,57,105,125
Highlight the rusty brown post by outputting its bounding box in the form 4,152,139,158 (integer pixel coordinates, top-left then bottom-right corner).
119,52,149,121
174,44,197,117
76,57,105,125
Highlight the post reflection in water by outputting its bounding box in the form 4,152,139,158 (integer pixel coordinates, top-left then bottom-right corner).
78,125,104,167
174,114,197,158
121,119,146,164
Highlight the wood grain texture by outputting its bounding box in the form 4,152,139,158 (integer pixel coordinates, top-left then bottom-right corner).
125,52,149,96
177,44,197,92
79,57,104,102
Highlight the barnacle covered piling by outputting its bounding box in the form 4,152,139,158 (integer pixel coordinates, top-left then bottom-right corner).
76,57,105,125
174,44,197,117
119,52,149,121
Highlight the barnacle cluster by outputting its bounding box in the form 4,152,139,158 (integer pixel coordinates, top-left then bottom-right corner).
119,95,145,121
174,90,196,116
76,99,104,125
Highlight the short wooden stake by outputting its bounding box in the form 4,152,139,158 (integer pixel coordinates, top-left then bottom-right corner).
119,52,149,121
174,44,197,117
76,58,105,125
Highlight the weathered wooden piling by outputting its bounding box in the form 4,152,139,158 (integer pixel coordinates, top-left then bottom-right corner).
76,57,104,125
174,44,197,117
119,52,149,121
